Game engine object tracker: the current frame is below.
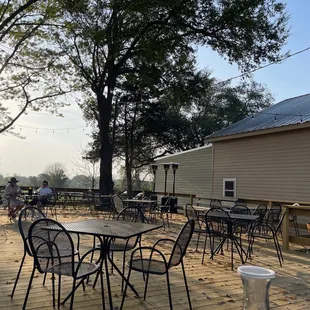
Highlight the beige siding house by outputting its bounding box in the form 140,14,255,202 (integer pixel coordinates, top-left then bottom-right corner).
154,145,213,206
154,94,310,206
207,93,310,203
210,127,310,202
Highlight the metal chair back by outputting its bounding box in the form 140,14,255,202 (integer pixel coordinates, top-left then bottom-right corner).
253,204,268,222
184,203,198,221
18,206,45,256
112,194,124,212
169,219,195,267
210,199,222,208
28,218,75,274
205,207,233,236
230,204,251,215
267,203,282,227
117,206,148,223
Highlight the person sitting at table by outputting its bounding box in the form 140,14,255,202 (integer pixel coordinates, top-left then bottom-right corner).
29,180,53,206
3,177,23,219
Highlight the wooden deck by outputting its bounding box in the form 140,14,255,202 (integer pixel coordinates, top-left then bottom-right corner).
1,208,310,309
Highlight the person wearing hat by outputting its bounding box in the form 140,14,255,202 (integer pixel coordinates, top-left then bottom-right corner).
3,177,23,219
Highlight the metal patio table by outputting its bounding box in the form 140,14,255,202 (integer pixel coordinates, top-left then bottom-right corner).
44,219,161,309
207,212,259,221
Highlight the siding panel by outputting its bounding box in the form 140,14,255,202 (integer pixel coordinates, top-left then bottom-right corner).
155,146,213,206
213,128,310,202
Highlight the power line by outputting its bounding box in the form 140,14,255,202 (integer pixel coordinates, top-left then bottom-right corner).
223,46,310,83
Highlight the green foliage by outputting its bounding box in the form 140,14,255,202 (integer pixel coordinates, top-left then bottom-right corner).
0,0,70,135
17,0,289,193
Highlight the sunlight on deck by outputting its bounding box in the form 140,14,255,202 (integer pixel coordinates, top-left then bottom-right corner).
0,209,310,310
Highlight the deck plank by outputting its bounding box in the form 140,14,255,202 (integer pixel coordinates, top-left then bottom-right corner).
1,209,310,309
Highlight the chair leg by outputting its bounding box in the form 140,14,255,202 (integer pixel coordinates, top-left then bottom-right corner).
231,240,234,271
120,263,132,310
69,278,77,310
143,271,150,300
52,273,56,308
273,236,282,267
43,259,50,286
121,252,126,292
111,251,114,274
201,233,208,265
275,235,284,262
166,270,173,310
99,269,106,310
22,265,36,310
138,240,145,282
196,232,201,251
11,251,26,298
181,260,192,310
58,275,61,309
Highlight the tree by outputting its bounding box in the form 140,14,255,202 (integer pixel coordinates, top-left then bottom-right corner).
34,0,288,194
44,163,68,187
0,0,70,135
72,149,100,189
148,78,275,152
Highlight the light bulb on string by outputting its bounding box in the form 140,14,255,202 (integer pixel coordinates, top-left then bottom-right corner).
67,128,69,133
251,114,254,120
36,128,38,133
274,114,277,121
300,115,303,122
53,129,54,134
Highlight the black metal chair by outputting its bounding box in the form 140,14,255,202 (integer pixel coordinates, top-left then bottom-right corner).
235,198,247,206
149,196,171,230
203,208,244,270
24,218,104,310
120,219,195,310
91,206,148,291
109,206,147,291
267,203,282,225
184,203,206,252
247,211,286,267
230,205,252,253
210,199,222,208
11,206,46,298
111,194,125,218
253,204,268,223
267,203,283,237
45,192,59,218
230,204,251,215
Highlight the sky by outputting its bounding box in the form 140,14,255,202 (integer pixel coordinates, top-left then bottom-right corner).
0,0,309,177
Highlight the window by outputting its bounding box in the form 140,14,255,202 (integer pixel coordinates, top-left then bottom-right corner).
223,178,236,198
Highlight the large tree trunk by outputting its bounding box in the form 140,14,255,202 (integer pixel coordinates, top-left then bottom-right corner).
98,93,113,195
125,161,133,196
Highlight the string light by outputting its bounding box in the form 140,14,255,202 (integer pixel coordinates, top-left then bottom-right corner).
14,125,87,131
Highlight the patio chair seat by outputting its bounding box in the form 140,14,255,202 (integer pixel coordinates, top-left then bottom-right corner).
47,261,99,279
129,258,167,275
251,232,273,239
103,240,136,252
37,248,78,258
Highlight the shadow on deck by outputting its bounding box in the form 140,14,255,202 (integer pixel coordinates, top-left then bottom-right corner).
0,208,310,309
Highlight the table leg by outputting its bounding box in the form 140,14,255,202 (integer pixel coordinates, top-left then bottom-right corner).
282,207,289,250
107,254,139,297
102,237,113,310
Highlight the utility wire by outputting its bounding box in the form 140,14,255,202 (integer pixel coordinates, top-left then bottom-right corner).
223,46,310,83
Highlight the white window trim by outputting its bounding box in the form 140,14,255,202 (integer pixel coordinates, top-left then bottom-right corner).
223,178,237,198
